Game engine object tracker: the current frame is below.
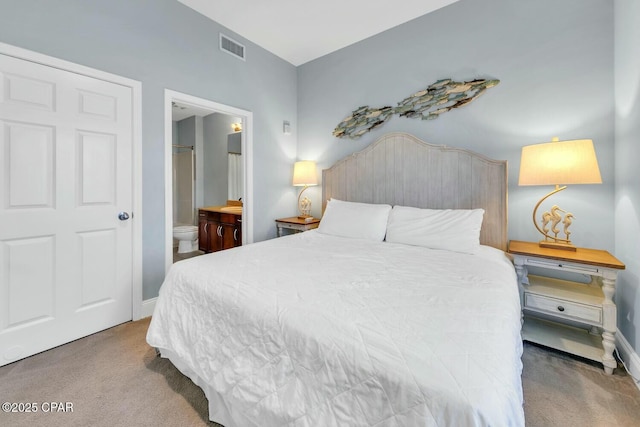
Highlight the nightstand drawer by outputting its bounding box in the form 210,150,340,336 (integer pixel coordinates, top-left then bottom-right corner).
278,222,307,231
524,293,602,324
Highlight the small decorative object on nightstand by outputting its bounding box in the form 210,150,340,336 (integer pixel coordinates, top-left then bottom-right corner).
275,217,320,237
508,240,625,374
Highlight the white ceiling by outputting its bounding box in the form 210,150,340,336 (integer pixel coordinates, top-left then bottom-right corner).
177,0,461,66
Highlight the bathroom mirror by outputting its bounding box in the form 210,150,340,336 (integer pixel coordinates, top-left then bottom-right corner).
227,131,243,202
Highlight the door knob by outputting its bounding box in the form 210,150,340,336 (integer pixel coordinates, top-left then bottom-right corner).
118,212,130,221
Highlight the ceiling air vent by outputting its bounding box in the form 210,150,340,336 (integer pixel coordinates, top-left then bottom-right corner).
220,33,246,61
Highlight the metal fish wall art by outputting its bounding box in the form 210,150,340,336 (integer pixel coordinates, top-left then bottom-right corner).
333,78,500,139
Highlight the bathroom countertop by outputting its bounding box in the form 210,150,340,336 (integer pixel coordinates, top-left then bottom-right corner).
199,206,243,215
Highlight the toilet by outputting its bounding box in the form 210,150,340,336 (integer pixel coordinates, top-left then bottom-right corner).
173,225,198,253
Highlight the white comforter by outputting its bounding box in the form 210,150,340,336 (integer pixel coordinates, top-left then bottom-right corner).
147,231,524,426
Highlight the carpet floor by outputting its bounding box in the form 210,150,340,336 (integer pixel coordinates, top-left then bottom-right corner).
0,317,639,427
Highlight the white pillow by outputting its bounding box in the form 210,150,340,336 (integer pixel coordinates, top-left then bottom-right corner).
317,199,392,241
386,206,484,254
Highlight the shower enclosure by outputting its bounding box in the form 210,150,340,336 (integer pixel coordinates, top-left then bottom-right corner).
172,144,195,226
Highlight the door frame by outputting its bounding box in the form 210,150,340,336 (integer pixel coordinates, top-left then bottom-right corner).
0,42,144,320
164,90,253,274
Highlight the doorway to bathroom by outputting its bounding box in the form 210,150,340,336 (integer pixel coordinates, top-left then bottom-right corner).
164,90,253,274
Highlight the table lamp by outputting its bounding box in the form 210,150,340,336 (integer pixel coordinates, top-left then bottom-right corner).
518,137,602,251
292,160,318,219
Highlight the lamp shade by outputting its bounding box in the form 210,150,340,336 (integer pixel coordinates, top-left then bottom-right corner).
292,161,318,187
518,138,602,186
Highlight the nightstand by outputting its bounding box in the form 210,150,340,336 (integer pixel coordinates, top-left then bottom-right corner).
508,240,625,374
275,217,320,237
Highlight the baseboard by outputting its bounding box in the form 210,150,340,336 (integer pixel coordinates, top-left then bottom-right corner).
140,297,157,318
617,329,640,390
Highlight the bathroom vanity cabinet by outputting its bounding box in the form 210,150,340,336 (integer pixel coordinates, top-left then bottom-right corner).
198,209,242,253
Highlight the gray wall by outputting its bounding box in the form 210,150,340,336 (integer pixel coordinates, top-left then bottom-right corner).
177,116,197,150
172,121,180,145
0,0,297,300
298,0,640,356
615,0,640,357
298,0,615,253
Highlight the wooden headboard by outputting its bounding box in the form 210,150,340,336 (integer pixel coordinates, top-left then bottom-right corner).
322,132,508,250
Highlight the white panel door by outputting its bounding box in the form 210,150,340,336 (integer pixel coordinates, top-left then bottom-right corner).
0,54,133,366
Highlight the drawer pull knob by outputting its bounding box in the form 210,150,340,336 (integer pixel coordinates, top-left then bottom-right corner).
557,306,565,312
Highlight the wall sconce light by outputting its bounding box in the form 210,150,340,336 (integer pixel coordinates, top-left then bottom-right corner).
292,160,318,220
518,137,602,251
231,122,242,132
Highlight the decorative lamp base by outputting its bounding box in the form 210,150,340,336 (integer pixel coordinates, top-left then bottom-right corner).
531,186,578,252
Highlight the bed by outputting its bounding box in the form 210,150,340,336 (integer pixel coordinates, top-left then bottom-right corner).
147,133,524,426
